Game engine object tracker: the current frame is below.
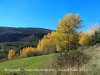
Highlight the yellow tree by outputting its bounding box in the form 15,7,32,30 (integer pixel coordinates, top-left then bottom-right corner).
37,31,56,53
20,47,37,57
56,13,83,52
79,31,89,46
8,49,15,59
86,23,100,36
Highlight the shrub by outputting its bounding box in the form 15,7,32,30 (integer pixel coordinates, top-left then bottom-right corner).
56,50,90,67
50,50,91,75
0,52,7,61
26,51,39,57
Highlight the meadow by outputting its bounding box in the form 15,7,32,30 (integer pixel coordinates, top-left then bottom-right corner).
0,54,55,75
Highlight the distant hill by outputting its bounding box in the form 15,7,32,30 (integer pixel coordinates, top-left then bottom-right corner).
0,27,53,42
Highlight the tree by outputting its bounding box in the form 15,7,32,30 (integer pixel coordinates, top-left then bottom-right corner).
56,13,83,52
20,47,37,57
88,28,100,46
86,23,100,46
86,23,100,36
79,31,89,46
37,31,56,53
8,49,15,59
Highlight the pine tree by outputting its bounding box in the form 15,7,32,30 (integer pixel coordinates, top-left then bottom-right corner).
88,28,100,46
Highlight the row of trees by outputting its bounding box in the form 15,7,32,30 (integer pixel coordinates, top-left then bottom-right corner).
37,31,56,53
8,13,100,59
79,23,100,46
88,28,100,46
7,31,57,59
20,47,37,57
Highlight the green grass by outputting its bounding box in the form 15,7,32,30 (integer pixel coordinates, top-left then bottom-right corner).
1,45,100,75
0,54,55,75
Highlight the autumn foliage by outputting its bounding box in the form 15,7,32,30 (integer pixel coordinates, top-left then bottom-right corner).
20,47,37,57
37,31,56,53
86,23,99,36
79,31,89,46
8,49,15,59
56,13,82,52
7,13,100,60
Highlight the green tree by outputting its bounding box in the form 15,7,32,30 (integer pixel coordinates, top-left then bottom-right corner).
88,28,100,46
86,23,100,36
56,13,83,52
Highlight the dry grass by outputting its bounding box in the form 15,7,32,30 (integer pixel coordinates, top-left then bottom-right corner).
82,44,100,75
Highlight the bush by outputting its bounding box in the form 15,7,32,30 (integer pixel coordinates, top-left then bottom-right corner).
0,51,8,62
50,50,91,75
26,50,55,57
56,50,90,67
26,51,39,57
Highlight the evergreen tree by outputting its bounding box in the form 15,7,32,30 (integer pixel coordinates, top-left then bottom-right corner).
88,28,100,46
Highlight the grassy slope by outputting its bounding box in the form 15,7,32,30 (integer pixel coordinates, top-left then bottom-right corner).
0,54,55,75
83,45,100,74
0,45,100,75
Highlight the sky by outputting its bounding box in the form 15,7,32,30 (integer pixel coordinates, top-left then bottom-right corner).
0,0,100,31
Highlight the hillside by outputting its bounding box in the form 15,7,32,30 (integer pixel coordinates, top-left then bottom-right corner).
83,44,100,74
0,27,53,42
0,54,55,75
0,44,100,75
0,27,53,52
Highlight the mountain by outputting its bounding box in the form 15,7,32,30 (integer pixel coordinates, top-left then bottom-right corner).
0,27,53,60
0,27,53,42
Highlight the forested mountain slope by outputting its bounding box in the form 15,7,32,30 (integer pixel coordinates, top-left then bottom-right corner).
0,27,53,42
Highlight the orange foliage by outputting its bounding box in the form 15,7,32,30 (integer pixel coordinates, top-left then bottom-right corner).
8,49,15,59
79,31,89,46
37,31,56,52
20,47,37,57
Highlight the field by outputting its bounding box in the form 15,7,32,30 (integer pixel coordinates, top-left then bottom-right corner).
0,45,100,75
0,54,55,75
